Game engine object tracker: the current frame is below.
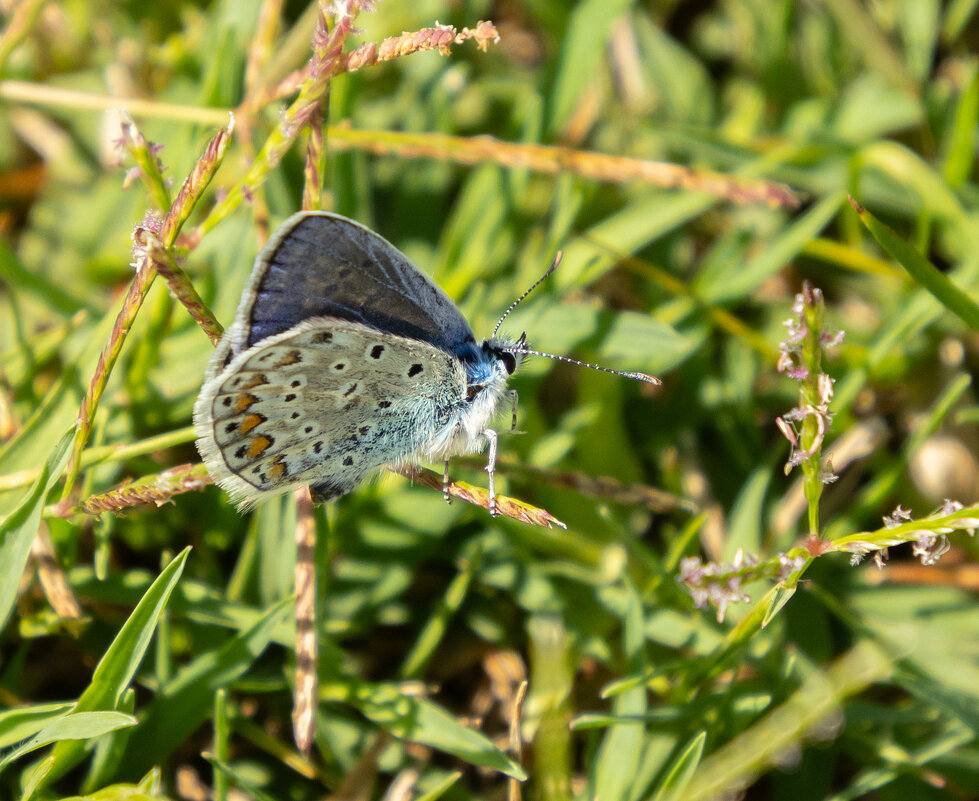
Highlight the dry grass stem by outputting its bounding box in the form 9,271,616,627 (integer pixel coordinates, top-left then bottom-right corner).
69,463,212,516
292,486,318,754
301,101,325,212
329,125,801,207
145,237,223,345
459,457,696,514
392,465,567,529
247,20,499,110
244,0,285,96
30,524,82,619
0,78,797,209
507,680,528,801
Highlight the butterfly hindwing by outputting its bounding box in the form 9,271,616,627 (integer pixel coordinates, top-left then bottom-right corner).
195,318,467,508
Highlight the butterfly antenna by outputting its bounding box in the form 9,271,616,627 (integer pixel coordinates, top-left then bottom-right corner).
504,345,661,385
492,251,563,337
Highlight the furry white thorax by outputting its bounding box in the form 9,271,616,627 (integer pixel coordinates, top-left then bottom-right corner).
422,335,521,461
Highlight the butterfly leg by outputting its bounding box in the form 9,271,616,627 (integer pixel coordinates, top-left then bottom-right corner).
483,428,499,516
506,389,519,432
442,458,452,504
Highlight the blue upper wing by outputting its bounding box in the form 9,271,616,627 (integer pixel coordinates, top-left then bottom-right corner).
236,212,476,354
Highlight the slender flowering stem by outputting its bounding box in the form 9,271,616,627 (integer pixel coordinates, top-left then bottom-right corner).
243,20,501,111
117,115,170,212
302,101,325,211
195,1,366,239
799,288,826,537
62,227,160,497
775,282,843,539
63,117,235,495
59,461,567,530
160,114,234,244
145,237,224,345
62,463,213,516
678,502,979,622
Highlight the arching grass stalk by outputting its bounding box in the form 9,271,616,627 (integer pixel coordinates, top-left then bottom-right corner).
678,283,979,623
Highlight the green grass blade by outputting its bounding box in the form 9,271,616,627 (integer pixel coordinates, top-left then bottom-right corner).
699,192,844,303
122,596,293,776
942,61,978,187
0,712,136,775
0,240,90,317
344,684,527,780
0,704,75,750
0,426,74,633
399,542,481,679
850,197,979,330
651,731,707,801
593,579,647,801
27,548,190,794
548,0,635,135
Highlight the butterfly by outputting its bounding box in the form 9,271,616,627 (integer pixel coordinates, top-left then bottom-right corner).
194,212,658,513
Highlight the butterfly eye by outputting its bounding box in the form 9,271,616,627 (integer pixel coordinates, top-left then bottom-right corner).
500,352,517,375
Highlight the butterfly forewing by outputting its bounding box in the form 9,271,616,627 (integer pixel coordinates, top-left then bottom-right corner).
196,318,467,507
226,212,477,359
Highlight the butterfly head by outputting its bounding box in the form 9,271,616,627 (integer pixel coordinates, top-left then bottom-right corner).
460,334,525,403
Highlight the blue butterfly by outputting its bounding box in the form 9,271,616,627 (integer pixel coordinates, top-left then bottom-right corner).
194,212,657,513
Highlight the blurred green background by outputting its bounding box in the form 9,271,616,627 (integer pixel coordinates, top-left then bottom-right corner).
1,1,979,799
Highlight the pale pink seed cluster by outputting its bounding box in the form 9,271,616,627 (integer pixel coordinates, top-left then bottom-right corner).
846,500,979,568
774,286,844,479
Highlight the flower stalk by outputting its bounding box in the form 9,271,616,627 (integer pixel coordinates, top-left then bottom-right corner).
775,282,843,540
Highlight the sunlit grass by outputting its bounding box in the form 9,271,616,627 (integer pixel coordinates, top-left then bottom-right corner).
1,2,978,799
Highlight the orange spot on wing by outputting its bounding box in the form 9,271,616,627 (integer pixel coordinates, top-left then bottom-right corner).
240,373,268,389
268,459,287,479
240,413,264,433
234,393,258,413
248,435,272,457
273,350,302,367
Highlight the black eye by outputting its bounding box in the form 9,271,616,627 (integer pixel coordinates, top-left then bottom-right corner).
500,352,517,375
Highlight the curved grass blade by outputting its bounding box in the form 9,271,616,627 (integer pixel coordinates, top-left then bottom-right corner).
23,548,190,797
0,426,75,634
651,731,707,801
850,196,979,331
0,712,136,775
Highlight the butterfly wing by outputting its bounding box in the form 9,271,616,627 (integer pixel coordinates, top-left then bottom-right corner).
195,318,467,508
219,212,477,366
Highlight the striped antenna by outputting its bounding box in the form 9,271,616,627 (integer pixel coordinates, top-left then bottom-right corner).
492,251,563,337
503,345,661,385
